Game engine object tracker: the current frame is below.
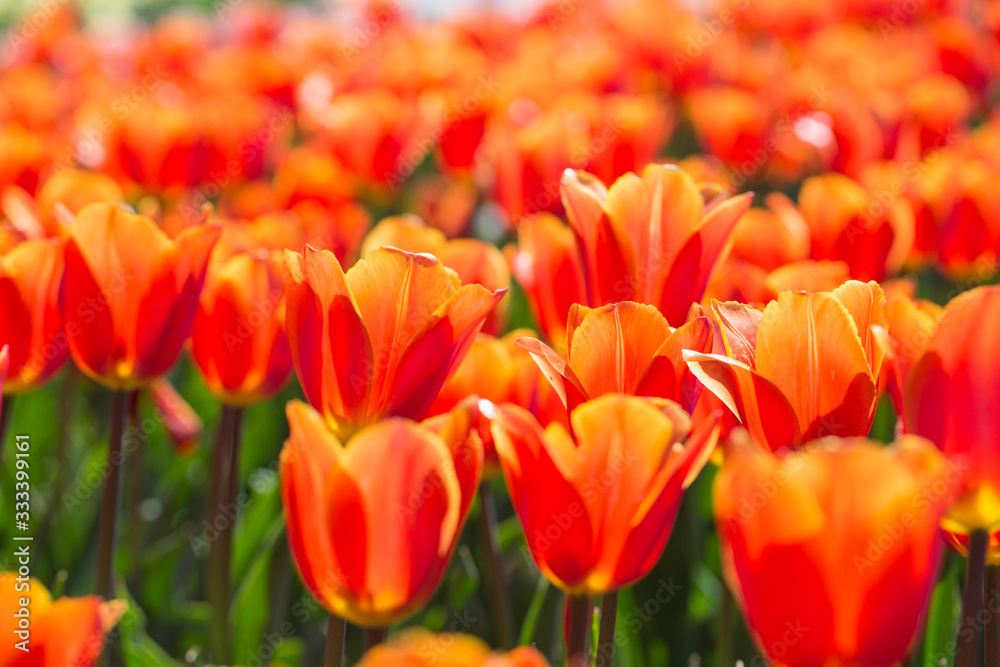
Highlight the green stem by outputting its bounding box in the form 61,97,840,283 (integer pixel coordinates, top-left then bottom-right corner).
566,594,591,667
716,583,734,667
0,393,16,461
95,390,129,598
324,615,347,667
595,590,618,667
956,530,989,667
365,626,388,650
478,481,515,648
208,405,235,663
987,564,999,667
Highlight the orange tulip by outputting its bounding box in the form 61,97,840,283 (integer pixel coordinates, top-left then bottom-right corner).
794,173,914,282
284,245,505,441
512,164,751,342
61,203,220,389
0,572,126,667
685,280,887,453
517,301,712,415
190,236,292,406
358,629,551,667
715,436,952,667
904,286,1000,533
0,238,67,393
280,399,482,627
491,394,716,594
360,215,511,335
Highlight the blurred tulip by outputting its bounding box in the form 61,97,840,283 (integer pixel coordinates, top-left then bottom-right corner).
685,281,887,453
190,239,291,406
284,246,505,440
358,629,551,666
518,301,712,415
492,394,716,594
0,571,126,667
716,436,952,667
0,238,67,393
280,399,482,626
795,173,914,281
61,203,220,389
147,377,203,456
904,286,1000,533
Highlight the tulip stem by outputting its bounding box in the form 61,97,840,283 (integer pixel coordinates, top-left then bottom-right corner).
956,530,989,667
365,626,388,650
566,594,591,667
324,615,347,667
595,590,618,667
220,405,244,642
478,481,515,648
208,404,236,663
715,583,734,667
0,393,15,460
95,390,130,599
987,565,1000,667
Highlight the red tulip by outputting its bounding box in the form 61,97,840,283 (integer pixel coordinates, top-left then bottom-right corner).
61,203,220,389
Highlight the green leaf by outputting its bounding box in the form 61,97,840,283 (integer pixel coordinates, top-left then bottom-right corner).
920,557,962,667
518,575,550,646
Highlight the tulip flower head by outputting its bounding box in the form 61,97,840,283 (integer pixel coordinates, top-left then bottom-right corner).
492,394,717,594
284,245,506,440
280,399,483,627
357,629,551,667
685,280,887,453
61,203,221,390
190,238,292,406
0,238,66,393
518,301,712,415
0,571,126,667
715,436,953,667
904,285,1000,533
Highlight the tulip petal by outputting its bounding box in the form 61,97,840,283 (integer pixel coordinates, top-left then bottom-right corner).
754,291,878,441
389,284,505,421
281,401,343,603
712,300,762,368
831,280,889,379
684,352,802,452
515,336,588,411
658,193,752,326
635,315,713,411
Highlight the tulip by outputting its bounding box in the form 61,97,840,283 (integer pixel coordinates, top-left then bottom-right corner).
357,629,551,667
0,571,126,667
492,394,716,594
361,215,511,334
903,286,1000,534
512,164,751,343
794,173,914,282
61,202,219,604
190,243,292,406
61,203,221,390
715,436,952,667
517,301,713,415
685,280,887,453
0,238,67,394
280,399,482,628
284,245,505,441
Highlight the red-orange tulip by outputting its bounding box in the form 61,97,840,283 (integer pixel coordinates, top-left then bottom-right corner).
512,164,751,342
517,301,712,415
492,394,716,594
716,436,952,667
190,238,291,406
0,572,126,667
284,245,505,440
685,281,887,453
61,203,220,389
280,399,482,627
358,629,551,667
904,285,1000,533
794,173,914,282
0,238,66,393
